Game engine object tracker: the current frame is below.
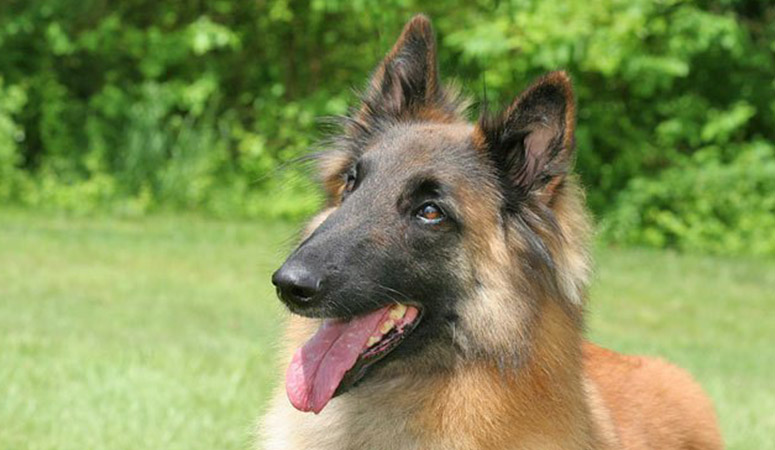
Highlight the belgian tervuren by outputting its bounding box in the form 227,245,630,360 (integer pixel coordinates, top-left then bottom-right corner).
260,14,722,450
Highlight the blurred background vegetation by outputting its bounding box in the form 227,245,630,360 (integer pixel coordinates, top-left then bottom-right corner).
1,0,774,254
1,2,774,449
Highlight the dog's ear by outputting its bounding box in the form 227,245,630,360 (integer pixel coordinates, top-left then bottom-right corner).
476,71,576,209
360,14,444,119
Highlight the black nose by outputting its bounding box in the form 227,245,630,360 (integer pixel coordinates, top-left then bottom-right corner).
272,264,322,307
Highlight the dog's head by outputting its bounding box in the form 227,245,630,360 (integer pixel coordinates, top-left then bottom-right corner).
273,15,591,413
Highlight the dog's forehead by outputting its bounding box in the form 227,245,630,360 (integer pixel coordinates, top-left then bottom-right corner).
364,122,478,175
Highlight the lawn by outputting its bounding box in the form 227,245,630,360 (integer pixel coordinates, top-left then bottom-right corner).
1,210,772,449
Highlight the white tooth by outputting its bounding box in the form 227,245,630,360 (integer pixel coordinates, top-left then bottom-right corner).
380,319,396,334
389,304,407,320
367,336,380,347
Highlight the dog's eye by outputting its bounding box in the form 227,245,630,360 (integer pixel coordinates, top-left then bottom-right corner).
342,170,357,197
416,202,445,224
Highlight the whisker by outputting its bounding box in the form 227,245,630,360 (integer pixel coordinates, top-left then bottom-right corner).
375,284,412,304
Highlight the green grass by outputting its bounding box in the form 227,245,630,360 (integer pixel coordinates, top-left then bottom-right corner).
1,210,773,449
588,247,775,449
0,211,295,450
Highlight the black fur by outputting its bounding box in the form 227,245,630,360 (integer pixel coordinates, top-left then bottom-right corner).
478,76,572,213
273,16,581,389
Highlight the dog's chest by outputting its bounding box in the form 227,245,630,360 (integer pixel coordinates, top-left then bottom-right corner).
261,390,461,450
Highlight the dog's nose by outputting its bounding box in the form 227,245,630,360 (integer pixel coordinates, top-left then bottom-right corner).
272,264,322,307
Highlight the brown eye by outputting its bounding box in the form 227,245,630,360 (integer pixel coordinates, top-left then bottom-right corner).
417,202,445,224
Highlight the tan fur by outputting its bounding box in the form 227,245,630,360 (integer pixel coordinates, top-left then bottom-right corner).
261,294,721,449
583,344,723,449
259,178,721,450
319,150,353,206
261,308,721,450
259,14,721,450
262,301,602,450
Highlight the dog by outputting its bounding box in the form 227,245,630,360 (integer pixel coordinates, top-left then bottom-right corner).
259,14,722,450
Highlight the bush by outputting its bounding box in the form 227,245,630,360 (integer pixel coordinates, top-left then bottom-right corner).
602,142,775,256
0,78,27,201
0,1,773,253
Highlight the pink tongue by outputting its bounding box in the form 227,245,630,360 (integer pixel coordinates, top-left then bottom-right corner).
285,306,392,414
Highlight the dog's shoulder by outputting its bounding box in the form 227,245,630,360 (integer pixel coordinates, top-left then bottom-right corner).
582,342,722,449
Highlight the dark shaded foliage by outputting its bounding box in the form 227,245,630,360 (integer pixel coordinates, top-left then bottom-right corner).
0,0,773,253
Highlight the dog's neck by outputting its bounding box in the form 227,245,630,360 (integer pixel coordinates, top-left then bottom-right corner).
265,300,608,450
401,299,603,449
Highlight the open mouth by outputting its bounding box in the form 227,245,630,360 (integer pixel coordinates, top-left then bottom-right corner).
285,303,422,414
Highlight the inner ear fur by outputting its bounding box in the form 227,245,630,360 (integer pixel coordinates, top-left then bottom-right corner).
476,71,576,208
368,15,439,111
356,14,466,125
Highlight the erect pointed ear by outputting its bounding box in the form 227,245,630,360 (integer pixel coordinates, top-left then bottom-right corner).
359,15,447,120
476,71,576,208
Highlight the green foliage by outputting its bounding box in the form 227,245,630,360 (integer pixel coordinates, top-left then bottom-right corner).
0,78,27,200
443,0,775,218
603,142,775,256
0,0,773,252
